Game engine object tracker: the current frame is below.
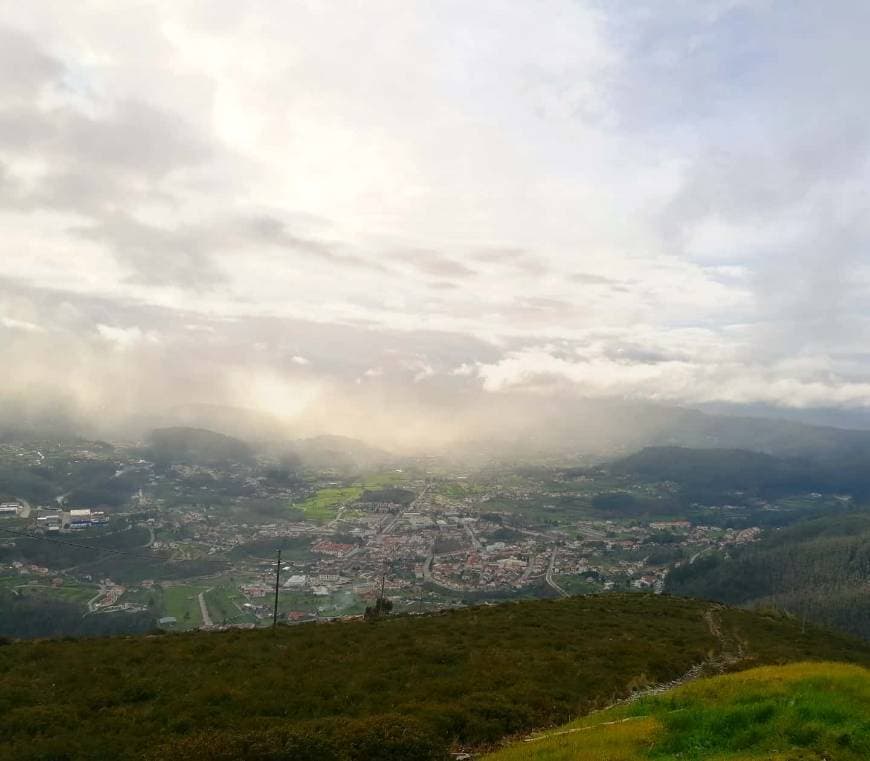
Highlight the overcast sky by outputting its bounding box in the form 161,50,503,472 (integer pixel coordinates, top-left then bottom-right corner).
3,1,870,444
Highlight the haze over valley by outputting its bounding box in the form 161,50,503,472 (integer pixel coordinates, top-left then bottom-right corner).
3,3,870,760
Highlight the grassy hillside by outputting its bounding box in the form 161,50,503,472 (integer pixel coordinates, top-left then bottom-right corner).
1,595,869,760
485,661,870,760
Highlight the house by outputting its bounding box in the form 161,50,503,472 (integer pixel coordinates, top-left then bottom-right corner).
312,541,355,557
283,574,307,588
69,509,92,528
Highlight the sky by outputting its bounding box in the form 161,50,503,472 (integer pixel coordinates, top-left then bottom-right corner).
3,1,870,447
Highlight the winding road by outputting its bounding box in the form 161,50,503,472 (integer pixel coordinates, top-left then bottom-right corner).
545,546,568,597
198,589,214,627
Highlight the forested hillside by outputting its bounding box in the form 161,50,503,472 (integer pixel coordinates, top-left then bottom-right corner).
147,427,253,465
666,512,870,639
611,445,870,500
1,595,869,760
0,590,155,639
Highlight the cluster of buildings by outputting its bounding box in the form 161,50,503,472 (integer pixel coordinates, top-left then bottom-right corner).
224,480,766,617
0,436,777,631
0,502,21,517
32,507,108,532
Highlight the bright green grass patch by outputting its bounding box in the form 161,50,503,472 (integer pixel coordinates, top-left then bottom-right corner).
363,471,409,488
204,585,255,626
485,662,870,761
294,486,364,522
491,716,659,761
36,584,99,605
4,581,98,605
160,584,211,628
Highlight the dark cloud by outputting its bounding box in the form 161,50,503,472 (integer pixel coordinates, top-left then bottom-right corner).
0,25,218,287
470,247,526,262
569,272,627,287
71,209,390,287
470,247,547,276
0,28,211,181
60,99,212,178
244,215,388,272
73,213,226,288
5,4,870,430
0,26,64,97
394,248,477,278
426,280,460,291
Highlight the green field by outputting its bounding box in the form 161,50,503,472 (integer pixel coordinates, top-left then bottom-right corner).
204,585,256,625
556,575,601,595
485,661,870,760
0,577,98,605
159,584,211,628
294,486,365,523
363,471,410,488
0,576,29,591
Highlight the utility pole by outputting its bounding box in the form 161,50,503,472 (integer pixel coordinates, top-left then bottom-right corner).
272,549,282,630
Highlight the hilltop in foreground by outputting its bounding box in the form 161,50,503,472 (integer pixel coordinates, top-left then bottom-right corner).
486,661,870,761
1,595,869,760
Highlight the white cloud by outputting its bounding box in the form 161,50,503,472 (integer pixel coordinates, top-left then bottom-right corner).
1,1,870,423
96,323,159,348
451,362,478,377
1,316,43,332
475,345,870,409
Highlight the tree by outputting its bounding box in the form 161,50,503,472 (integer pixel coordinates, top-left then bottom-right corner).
364,597,393,621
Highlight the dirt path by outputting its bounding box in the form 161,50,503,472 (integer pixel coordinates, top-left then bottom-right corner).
198,588,214,628
523,604,746,745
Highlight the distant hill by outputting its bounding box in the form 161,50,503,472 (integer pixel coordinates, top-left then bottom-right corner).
485,661,870,761
0,595,868,760
663,407,870,464
610,446,819,494
153,405,395,469
608,443,870,500
147,426,253,465
453,396,870,468
155,403,292,442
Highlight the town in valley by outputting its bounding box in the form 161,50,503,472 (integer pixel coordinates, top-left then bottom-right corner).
1,431,821,633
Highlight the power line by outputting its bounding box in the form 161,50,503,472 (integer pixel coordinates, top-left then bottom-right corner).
272,549,282,629
0,525,282,629
0,525,176,565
